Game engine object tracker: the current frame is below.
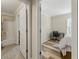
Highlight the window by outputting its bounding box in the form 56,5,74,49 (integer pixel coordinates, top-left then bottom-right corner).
67,17,72,34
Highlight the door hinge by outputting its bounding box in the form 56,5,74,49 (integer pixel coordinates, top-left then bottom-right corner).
40,29,41,33
40,52,41,55
26,50,28,52
26,30,28,32
18,30,20,45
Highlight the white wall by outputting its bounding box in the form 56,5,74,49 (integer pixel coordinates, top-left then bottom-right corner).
32,0,40,59
51,14,70,34
72,0,77,59
41,14,71,44
41,15,52,43
2,15,16,46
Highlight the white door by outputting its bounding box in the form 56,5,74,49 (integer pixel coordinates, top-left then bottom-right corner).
19,4,27,59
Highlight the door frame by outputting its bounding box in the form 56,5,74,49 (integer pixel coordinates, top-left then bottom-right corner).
16,1,32,59
36,0,78,59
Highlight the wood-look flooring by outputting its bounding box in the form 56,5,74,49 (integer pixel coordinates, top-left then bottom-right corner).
1,44,25,59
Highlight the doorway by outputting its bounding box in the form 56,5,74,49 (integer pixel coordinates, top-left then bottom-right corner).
1,0,32,59
39,0,75,59
17,2,32,59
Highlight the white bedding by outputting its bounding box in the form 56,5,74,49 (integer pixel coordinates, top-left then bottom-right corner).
53,34,72,56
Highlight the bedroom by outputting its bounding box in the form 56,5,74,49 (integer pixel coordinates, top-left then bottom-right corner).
40,0,72,59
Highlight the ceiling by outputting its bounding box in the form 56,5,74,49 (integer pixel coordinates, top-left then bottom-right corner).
41,0,71,16
1,0,20,15
1,0,71,16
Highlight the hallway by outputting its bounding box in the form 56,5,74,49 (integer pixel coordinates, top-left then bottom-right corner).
1,45,25,59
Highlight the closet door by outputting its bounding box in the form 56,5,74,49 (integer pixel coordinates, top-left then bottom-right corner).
19,4,27,59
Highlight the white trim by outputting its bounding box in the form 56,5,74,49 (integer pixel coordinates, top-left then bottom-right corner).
32,0,41,59
72,0,78,59
37,1,41,59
